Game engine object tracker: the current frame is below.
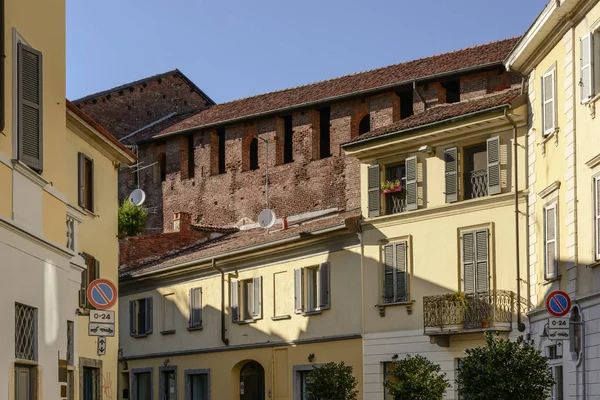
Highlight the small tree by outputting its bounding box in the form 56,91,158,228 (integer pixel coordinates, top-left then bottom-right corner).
118,199,147,238
456,333,554,400
305,361,358,400
384,354,450,400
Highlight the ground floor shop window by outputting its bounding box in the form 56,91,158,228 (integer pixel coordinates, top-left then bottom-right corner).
160,366,176,400
185,369,210,400
131,368,153,400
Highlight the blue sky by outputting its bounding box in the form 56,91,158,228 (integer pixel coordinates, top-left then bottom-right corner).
67,0,548,103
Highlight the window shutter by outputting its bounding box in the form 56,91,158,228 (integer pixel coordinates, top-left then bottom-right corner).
78,153,85,207
396,242,408,302
94,259,100,280
318,262,330,309
368,164,380,217
190,288,202,327
462,231,475,293
581,34,593,102
17,43,43,172
231,280,239,322
252,276,262,319
383,244,394,303
294,268,303,314
542,70,555,135
475,229,489,293
145,297,153,334
405,156,418,211
544,204,558,279
129,300,136,336
487,136,501,195
445,147,458,203
595,177,600,261
89,158,95,213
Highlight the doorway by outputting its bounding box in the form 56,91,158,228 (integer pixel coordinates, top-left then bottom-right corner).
15,365,33,400
240,361,265,400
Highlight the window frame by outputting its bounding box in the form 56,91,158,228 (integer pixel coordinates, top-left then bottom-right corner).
161,293,176,335
130,296,153,337
130,367,154,400
381,240,410,304
294,263,331,315
543,202,559,280
541,68,556,136
594,176,600,261
382,362,397,400
78,152,94,212
189,287,203,330
184,369,210,400
159,365,177,400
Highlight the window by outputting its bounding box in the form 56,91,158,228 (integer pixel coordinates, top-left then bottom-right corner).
67,321,74,365
82,367,100,400
185,369,210,400
249,136,259,170
293,365,315,400
78,153,94,212
189,287,202,329
160,367,176,400
218,128,226,174
132,370,153,400
542,68,556,136
358,114,370,135
581,33,593,102
294,263,330,314
455,358,463,400
544,203,558,280
551,365,564,400
17,43,43,173
79,253,100,309
162,293,175,334
319,107,331,159
367,156,418,217
594,177,600,261
15,365,36,400
298,370,311,400
284,115,294,163
546,344,563,360
231,277,262,323
15,303,36,361
382,241,409,303
66,217,76,251
398,90,414,119
159,153,167,182
443,79,461,103
130,297,153,337
461,229,489,294
383,362,397,400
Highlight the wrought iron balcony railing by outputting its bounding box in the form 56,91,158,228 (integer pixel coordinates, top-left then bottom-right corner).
423,290,525,334
466,168,488,199
385,191,406,215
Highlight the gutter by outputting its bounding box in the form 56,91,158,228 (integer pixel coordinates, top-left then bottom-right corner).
143,62,506,144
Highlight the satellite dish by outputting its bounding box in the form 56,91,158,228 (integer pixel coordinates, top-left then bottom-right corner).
258,209,276,228
129,189,146,206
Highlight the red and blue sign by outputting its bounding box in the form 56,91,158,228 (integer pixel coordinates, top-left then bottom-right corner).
545,290,571,317
87,279,117,310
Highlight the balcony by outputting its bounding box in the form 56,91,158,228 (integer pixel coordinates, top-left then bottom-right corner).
385,190,406,215
464,168,488,199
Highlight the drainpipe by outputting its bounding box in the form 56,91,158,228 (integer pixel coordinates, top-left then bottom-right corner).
504,109,524,331
211,259,229,345
413,81,426,110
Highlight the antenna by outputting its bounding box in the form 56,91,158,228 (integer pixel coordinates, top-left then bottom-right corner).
258,209,276,229
128,188,146,206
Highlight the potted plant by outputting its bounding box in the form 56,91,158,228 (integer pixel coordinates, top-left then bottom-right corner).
481,315,492,329
444,291,469,311
381,180,403,194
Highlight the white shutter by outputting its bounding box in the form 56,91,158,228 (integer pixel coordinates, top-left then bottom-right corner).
318,262,331,309
487,136,501,195
190,287,202,327
405,156,418,211
462,231,475,293
475,229,489,293
383,244,395,303
368,164,381,217
544,204,558,279
252,276,262,319
445,147,458,203
395,242,408,302
231,280,239,322
294,269,303,314
542,70,556,136
581,34,593,102
595,177,600,261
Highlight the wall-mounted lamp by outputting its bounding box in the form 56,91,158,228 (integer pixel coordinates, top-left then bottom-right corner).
163,358,170,367
391,353,398,361
308,353,315,363
418,145,435,156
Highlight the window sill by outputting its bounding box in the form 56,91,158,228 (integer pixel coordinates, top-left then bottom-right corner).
376,300,415,317
542,275,561,286
587,261,600,268
303,310,322,316
160,330,176,336
271,315,291,321
237,320,256,325
133,333,149,338
79,207,98,218
12,159,48,188
187,326,203,331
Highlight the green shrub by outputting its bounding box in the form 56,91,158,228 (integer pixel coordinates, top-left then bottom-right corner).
384,354,450,400
305,361,358,400
118,199,147,238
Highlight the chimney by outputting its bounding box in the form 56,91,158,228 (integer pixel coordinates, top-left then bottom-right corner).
173,212,191,233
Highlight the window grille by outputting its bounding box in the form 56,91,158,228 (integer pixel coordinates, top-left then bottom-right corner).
66,217,75,250
15,303,36,360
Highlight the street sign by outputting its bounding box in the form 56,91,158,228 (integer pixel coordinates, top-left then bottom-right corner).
88,322,115,337
89,310,115,324
548,317,570,341
87,279,117,310
545,290,571,317
97,336,106,356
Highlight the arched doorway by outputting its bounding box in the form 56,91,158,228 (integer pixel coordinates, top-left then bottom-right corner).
240,361,265,400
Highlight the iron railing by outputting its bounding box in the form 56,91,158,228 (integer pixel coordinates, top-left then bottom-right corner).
466,168,488,199
385,191,406,215
423,290,525,332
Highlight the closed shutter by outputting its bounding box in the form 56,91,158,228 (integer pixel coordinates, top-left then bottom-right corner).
190,288,202,327
144,297,153,334
94,259,100,280
542,70,556,135
581,34,593,102
368,164,380,217
405,156,418,211
595,177,600,261
318,262,330,309
294,268,304,314
544,204,558,279
129,300,136,336
252,276,262,319
487,137,501,195
17,43,43,172
445,147,458,203
231,280,239,322
396,242,408,302
383,244,394,303
462,231,475,293
78,153,85,207
89,158,95,212
475,229,489,293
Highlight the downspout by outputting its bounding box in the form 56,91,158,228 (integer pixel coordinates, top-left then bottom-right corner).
211,259,229,345
413,81,426,110
504,108,524,330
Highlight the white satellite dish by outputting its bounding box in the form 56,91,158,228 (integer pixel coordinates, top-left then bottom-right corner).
129,188,146,206
258,209,276,228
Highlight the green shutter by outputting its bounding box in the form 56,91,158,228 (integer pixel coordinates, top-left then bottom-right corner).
405,156,418,211
445,147,458,203
368,164,380,217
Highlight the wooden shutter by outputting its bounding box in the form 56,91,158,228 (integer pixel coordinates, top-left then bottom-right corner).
581,34,593,102
595,177,600,261
405,156,418,211
542,70,555,135
396,242,408,302
368,164,380,217
231,280,239,322
462,231,475,293
318,262,330,309
78,153,85,207
144,297,153,334
294,268,303,314
17,43,43,172
89,158,95,212
129,300,136,336
487,136,501,195
94,259,100,280
544,204,558,279
252,276,262,319
445,147,458,203
190,288,202,327
383,244,395,303
475,229,489,293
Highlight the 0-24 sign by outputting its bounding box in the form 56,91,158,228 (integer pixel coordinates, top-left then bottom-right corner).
89,310,115,324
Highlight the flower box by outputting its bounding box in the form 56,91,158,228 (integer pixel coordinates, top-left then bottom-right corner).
382,186,403,194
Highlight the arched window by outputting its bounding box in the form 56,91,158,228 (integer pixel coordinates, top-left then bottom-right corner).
240,361,265,400
359,114,371,135
249,137,259,170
